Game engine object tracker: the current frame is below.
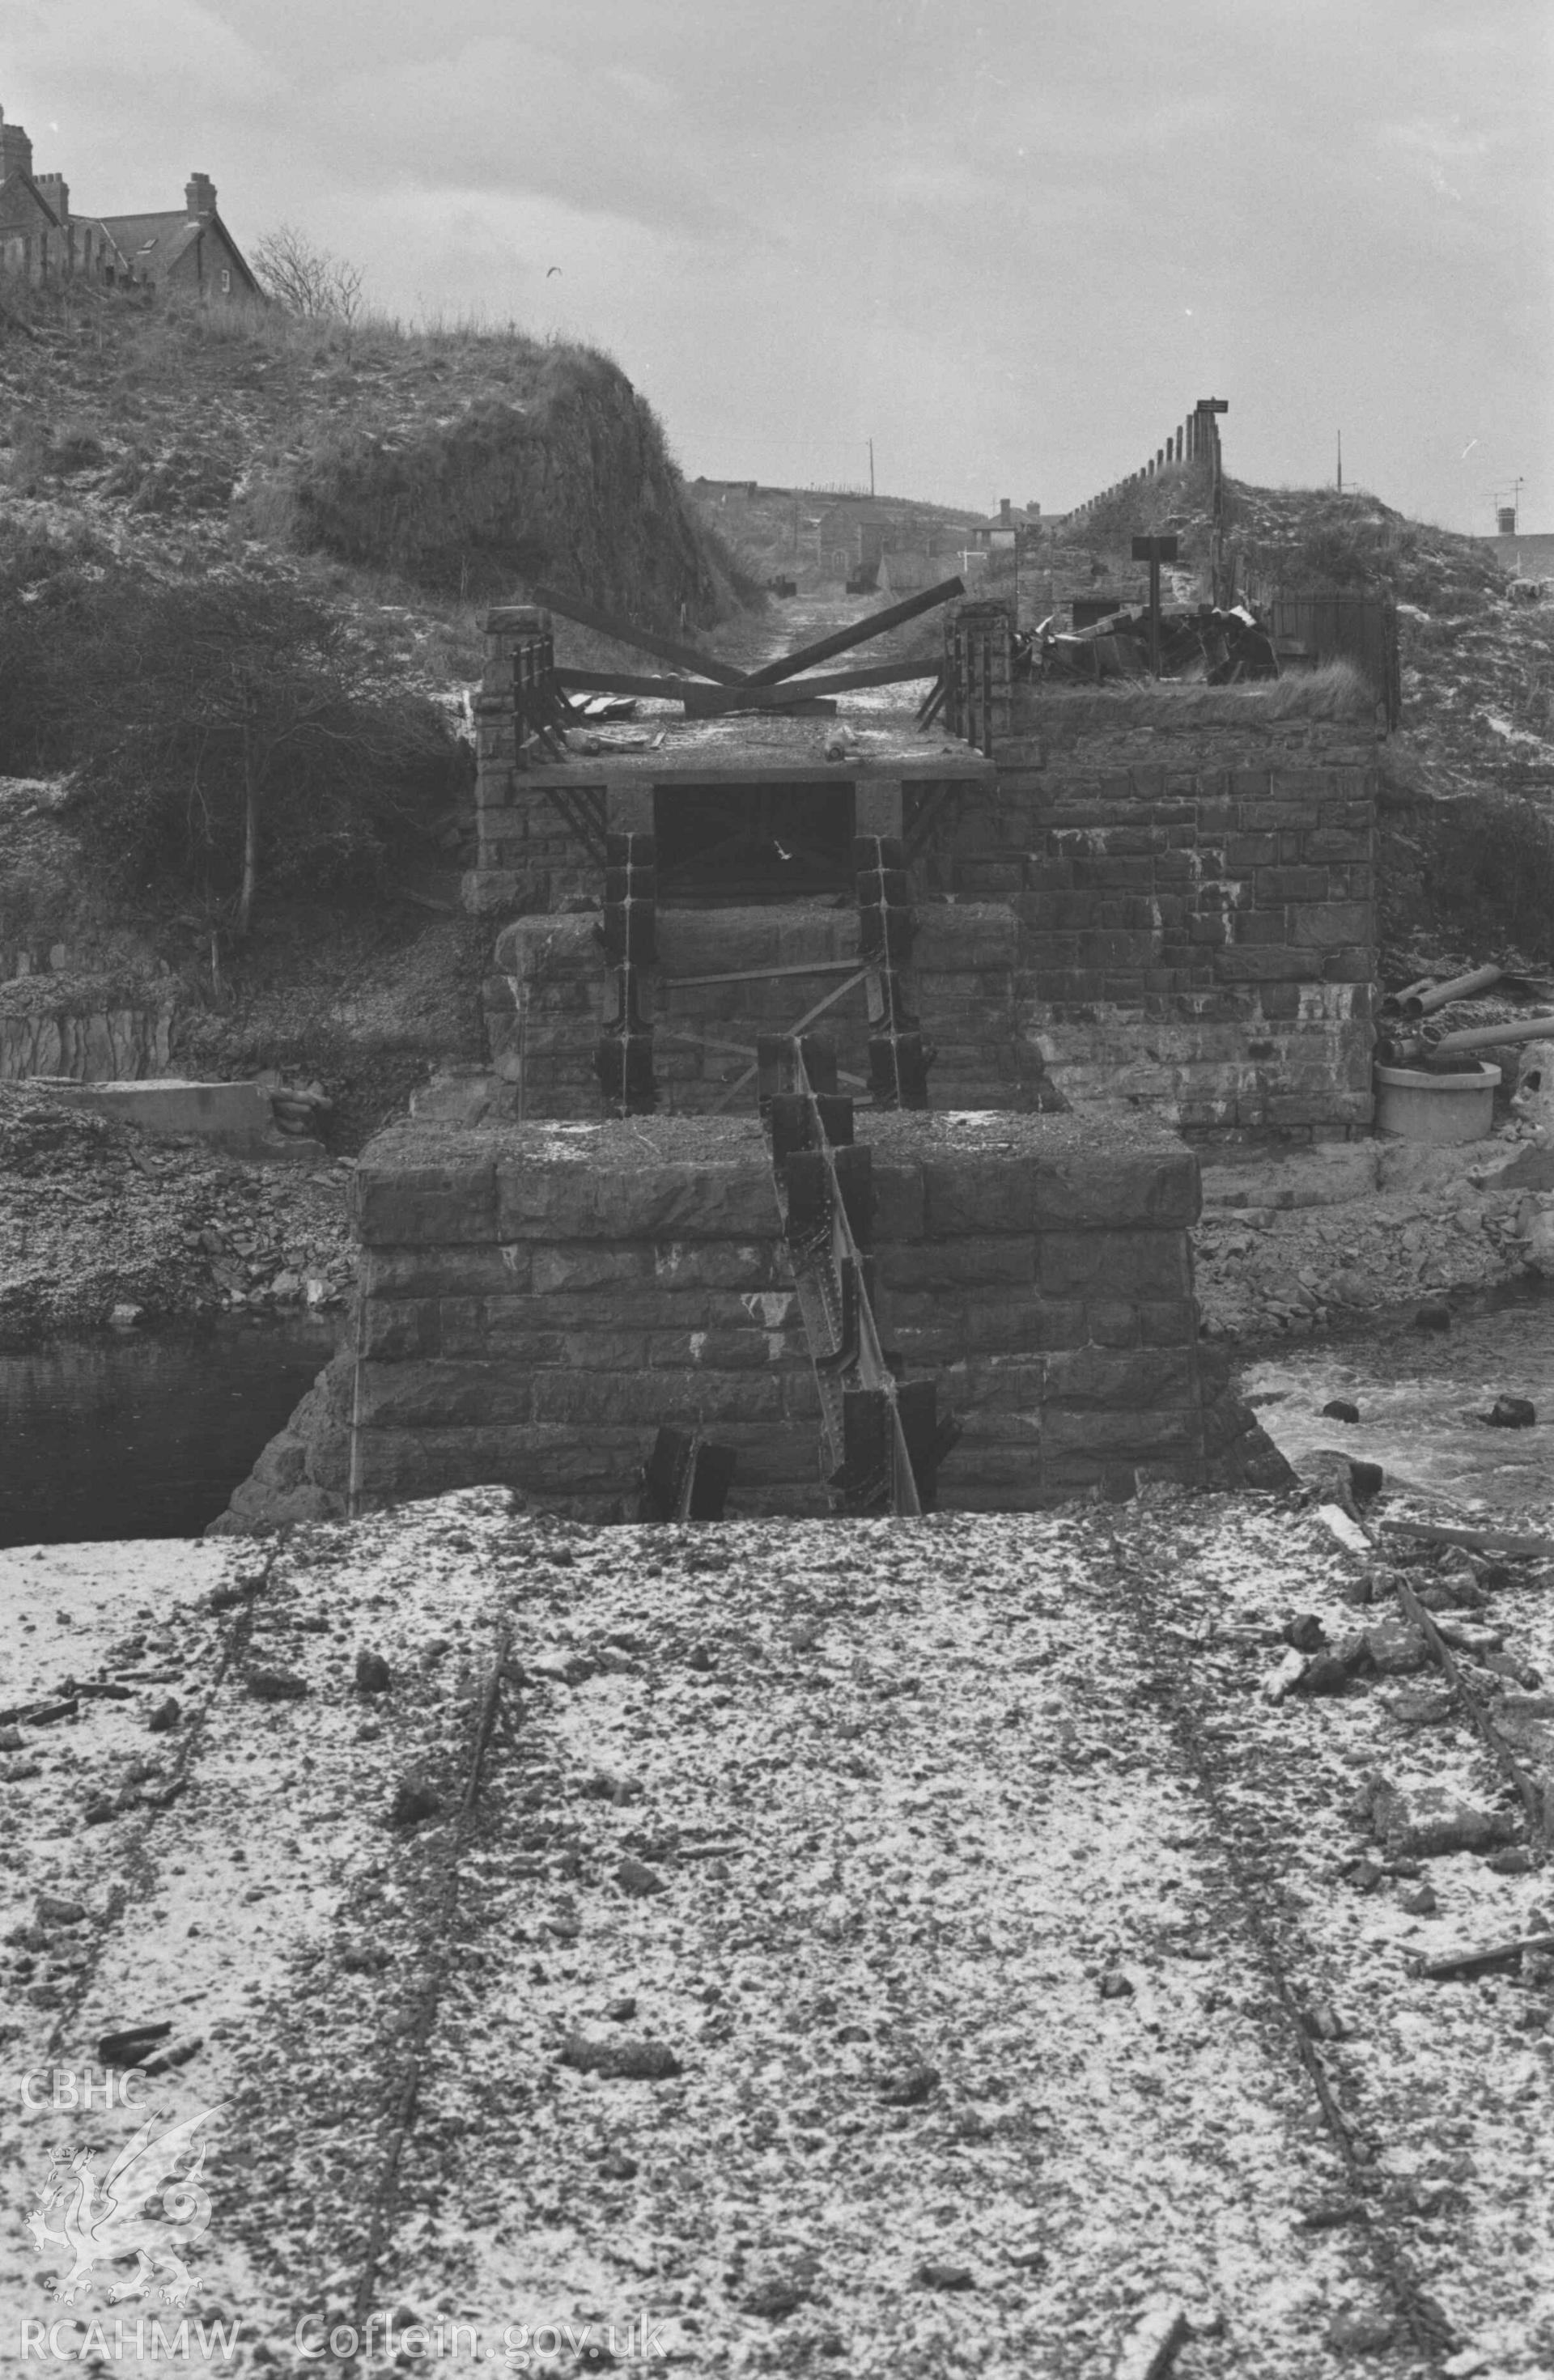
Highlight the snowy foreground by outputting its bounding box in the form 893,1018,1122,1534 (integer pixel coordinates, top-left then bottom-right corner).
4,1487,1554,2378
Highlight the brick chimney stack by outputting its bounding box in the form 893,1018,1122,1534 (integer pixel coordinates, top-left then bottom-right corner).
185,172,216,219
0,107,35,181
36,171,70,224
999,498,1012,528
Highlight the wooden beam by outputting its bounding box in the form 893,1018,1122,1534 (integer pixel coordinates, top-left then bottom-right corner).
743,579,965,686
532,585,750,687
557,667,686,701
680,657,942,715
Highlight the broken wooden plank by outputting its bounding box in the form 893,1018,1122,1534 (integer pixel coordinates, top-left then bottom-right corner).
1417,1928,1554,1981
680,656,943,714
1382,1521,1554,1561
743,578,966,686
531,585,750,687
556,667,688,701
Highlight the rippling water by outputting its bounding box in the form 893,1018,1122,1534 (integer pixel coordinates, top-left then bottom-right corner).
0,1317,337,1546
1242,1283,1554,1518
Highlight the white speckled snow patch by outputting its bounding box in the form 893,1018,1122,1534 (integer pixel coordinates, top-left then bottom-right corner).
4,1487,1554,2377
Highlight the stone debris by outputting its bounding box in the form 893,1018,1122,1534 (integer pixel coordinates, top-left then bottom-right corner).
1365,1618,1432,1675
10,1489,1554,2370
1360,1774,1519,1861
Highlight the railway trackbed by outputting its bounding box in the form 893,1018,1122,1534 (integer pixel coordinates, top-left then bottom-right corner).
4,1486,1554,2376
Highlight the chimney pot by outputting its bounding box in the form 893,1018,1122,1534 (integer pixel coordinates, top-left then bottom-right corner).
0,107,35,183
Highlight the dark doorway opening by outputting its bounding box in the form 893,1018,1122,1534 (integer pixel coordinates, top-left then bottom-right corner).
654,781,856,905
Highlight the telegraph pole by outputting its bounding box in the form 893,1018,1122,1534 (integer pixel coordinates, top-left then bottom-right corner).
868,439,875,498
1336,431,1343,494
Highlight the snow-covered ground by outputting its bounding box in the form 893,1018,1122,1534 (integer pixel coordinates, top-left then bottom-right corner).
3,1483,1554,2376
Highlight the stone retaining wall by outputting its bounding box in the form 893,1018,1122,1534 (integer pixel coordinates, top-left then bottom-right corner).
483,906,1046,1118
911,685,1380,1140
215,1110,1278,1531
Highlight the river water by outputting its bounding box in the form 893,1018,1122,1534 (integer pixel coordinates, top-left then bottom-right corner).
0,1316,336,1546
1241,1282,1554,1519
2,1288,1548,1547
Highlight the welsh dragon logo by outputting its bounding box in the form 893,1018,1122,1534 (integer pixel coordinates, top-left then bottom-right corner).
26,2106,214,2306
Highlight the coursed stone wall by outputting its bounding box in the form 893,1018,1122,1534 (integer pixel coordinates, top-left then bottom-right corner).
911,686,1380,1141
214,1111,1278,1532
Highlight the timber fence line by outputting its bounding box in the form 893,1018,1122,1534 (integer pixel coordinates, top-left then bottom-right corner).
1064,397,1227,526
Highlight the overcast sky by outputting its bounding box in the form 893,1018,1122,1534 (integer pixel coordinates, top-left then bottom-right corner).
8,0,1552,528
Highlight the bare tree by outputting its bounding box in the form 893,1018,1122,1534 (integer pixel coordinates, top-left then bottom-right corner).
251,223,366,325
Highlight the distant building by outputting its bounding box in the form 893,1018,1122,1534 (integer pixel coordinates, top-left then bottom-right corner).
99,172,258,300
0,104,255,297
973,498,1042,553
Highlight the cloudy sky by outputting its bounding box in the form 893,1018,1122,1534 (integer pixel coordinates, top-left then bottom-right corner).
8,0,1551,528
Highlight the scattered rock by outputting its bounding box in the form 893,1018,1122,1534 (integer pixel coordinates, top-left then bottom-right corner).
561,2033,682,2081
597,2149,639,2180
1486,1396,1536,1429
529,1649,597,1686
686,1646,714,1672
1364,1620,1431,1677
1099,1968,1135,2000
141,2035,202,2077
1321,1399,1361,1424
1326,2305,1396,2355
605,1995,638,2022
877,2060,940,2104
744,2280,807,2321
339,1942,390,1973
355,1650,393,1695
97,2022,172,2068
1486,1847,1538,1876
1361,1775,1518,1860
914,2262,974,2293
0,1725,24,1753
1399,1882,1438,1915
1433,1617,1505,1657
1415,1302,1453,1332
36,1894,86,1924
1302,2002,1350,2041
614,1857,664,1898
1380,1685,1456,1742
1284,1614,1328,1654
245,1666,308,1702
147,1697,180,1733
389,1776,441,1829
1294,1652,1356,1698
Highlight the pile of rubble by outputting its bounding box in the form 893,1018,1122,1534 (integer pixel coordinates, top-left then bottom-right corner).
0,1080,354,1346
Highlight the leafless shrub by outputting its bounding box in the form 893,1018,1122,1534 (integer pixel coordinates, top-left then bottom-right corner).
251,223,367,325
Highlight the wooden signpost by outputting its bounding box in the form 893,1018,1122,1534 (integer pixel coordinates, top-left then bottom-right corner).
1131,534,1179,677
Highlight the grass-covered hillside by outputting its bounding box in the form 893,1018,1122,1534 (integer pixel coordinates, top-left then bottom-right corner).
0,276,760,1136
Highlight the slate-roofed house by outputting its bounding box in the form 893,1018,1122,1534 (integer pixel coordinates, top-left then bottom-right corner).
0,104,256,297
100,172,259,300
